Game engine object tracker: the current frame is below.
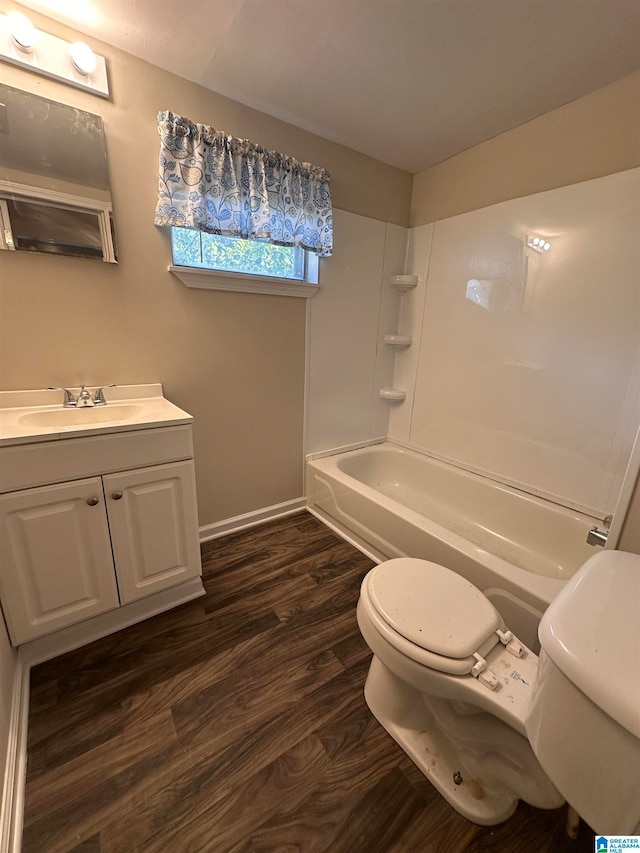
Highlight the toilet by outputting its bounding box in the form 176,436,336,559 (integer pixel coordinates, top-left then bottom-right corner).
356,549,640,834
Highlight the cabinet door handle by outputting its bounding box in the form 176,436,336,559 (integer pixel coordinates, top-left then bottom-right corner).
86,497,100,506
112,491,123,500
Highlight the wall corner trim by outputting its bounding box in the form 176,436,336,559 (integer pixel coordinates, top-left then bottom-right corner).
0,653,29,853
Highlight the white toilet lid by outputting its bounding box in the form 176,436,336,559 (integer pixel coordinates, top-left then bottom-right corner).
368,558,502,659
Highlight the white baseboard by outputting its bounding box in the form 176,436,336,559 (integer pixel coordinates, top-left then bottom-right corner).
1,654,29,853
199,498,306,542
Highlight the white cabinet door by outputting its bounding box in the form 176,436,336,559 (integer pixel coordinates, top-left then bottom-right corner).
0,478,120,644
104,461,202,604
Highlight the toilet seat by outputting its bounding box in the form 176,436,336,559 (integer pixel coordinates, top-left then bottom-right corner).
368,558,501,657
362,558,524,688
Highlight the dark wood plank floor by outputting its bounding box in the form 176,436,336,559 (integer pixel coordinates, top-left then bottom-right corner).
22,512,596,852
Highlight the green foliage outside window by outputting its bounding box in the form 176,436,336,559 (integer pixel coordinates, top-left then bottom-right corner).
171,228,304,280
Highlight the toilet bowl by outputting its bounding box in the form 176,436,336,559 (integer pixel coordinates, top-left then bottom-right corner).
356,550,640,833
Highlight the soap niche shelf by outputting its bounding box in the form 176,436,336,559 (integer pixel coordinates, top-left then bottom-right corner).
379,274,419,404
379,387,406,402
387,274,419,293
384,334,412,348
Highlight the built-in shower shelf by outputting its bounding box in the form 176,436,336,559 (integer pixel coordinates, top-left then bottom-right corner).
381,276,415,405
384,334,412,348
387,274,419,292
379,387,406,402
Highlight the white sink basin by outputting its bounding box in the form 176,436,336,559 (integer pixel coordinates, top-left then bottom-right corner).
19,404,147,428
0,384,193,446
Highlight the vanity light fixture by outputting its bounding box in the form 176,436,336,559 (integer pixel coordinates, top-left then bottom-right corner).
0,12,109,97
8,11,37,52
70,40,97,75
527,235,551,253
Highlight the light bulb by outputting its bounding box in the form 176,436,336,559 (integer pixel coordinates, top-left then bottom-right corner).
70,41,97,76
532,237,540,246
8,11,37,53
543,242,551,251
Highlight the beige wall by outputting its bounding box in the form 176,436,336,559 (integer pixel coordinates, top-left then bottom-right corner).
411,71,640,226
0,5,411,527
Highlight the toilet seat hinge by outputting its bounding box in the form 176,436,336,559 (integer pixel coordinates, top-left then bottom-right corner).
496,629,524,658
471,653,499,690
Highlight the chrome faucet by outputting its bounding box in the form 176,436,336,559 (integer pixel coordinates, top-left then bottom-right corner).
587,527,608,547
586,514,613,547
77,385,93,406
48,383,117,407
48,387,78,407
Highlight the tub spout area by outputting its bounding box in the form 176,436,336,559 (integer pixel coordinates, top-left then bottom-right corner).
586,526,608,547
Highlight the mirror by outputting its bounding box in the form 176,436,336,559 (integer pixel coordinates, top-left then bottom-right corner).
0,83,117,262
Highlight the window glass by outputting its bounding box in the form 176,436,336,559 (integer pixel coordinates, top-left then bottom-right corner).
171,228,306,281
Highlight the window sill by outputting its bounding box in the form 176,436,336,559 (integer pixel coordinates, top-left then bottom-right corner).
169,265,320,298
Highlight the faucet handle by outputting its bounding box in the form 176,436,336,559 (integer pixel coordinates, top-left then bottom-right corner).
48,387,77,407
93,384,117,405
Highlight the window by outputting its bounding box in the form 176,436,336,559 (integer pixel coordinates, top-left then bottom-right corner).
169,227,320,297
172,227,308,279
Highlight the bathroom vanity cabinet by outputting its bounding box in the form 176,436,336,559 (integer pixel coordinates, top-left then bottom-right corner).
0,386,204,649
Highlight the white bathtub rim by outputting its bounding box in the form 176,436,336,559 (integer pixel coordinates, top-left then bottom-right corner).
307,462,565,613
387,437,608,521
307,442,598,568
307,436,605,522
334,443,598,531
327,444,598,578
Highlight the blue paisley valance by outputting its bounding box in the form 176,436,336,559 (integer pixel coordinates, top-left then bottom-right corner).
154,111,333,257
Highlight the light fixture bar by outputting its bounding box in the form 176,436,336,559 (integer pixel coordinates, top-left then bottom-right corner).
0,13,109,98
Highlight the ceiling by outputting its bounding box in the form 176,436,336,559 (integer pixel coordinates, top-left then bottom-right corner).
16,0,640,174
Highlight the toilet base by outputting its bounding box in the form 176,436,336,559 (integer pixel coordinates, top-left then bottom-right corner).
363,655,564,826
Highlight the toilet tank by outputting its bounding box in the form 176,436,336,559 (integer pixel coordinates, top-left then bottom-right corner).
526,550,640,835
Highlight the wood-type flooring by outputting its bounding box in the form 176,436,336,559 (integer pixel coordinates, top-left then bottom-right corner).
22,512,596,852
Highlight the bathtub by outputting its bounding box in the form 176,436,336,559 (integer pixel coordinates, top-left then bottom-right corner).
306,443,600,650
